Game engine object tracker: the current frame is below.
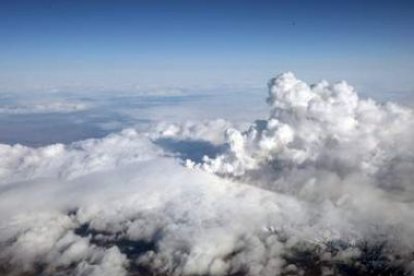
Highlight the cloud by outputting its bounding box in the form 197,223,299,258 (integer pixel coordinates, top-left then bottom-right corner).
153,119,233,144
0,101,90,114
198,72,413,178
0,73,414,275
0,129,161,184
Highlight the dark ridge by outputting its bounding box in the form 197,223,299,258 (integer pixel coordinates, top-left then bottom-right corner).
283,246,323,275
117,238,157,260
66,208,78,217
1,236,412,276
74,223,158,259
281,240,411,276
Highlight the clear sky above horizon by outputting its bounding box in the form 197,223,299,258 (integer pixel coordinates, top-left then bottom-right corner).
0,0,413,95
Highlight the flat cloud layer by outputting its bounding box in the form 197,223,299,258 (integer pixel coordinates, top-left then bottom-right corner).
0,101,90,114
0,73,413,276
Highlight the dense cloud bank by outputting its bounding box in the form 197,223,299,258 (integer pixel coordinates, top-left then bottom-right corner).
0,73,413,276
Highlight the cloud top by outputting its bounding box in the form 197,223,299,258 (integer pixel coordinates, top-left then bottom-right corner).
200,72,413,182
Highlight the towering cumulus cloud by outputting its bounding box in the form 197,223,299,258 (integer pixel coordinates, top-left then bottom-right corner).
200,72,413,180
1,73,414,276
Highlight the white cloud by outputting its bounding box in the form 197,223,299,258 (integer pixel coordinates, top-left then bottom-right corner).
199,73,413,179
153,119,234,144
0,73,413,275
0,129,160,184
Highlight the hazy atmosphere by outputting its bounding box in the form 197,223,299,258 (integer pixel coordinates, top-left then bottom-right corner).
0,1,413,275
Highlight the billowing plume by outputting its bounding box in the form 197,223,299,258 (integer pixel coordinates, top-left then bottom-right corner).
199,72,413,191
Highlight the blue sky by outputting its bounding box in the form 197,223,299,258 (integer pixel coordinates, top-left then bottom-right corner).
0,0,413,94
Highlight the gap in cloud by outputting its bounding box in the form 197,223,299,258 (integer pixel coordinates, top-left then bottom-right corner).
154,137,228,163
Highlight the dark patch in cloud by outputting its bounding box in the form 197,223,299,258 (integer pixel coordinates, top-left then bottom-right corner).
154,137,228,163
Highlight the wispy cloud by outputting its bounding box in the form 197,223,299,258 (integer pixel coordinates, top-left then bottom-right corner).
0,101,90,114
